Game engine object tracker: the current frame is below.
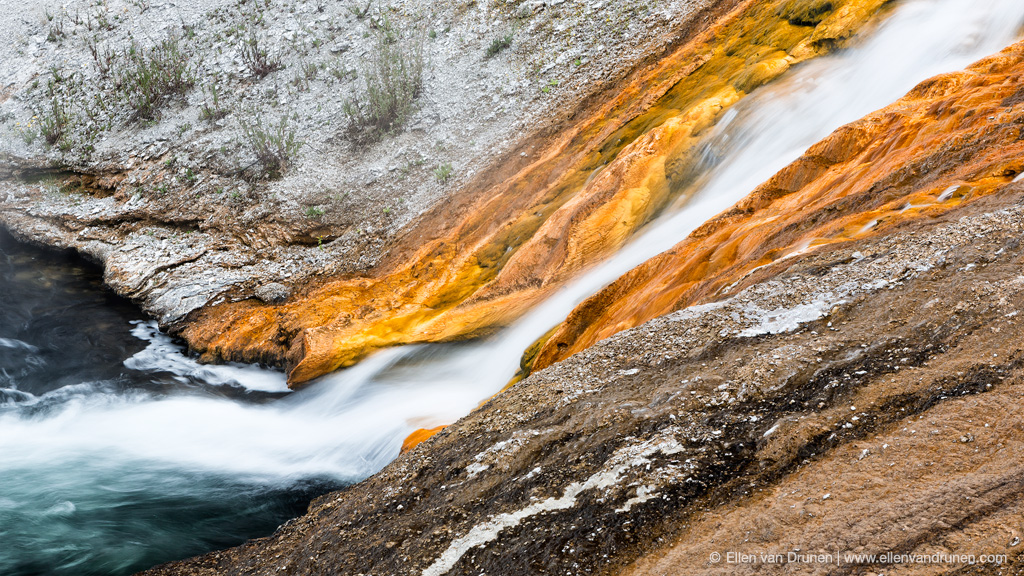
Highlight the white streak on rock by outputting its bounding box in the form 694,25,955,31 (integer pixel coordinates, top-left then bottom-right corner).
422,436,683,576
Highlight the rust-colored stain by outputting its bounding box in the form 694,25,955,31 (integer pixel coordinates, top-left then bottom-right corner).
180,0,892,385
401,426,448,454
532,41,1024,372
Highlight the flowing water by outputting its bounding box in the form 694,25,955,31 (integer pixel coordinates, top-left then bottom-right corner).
3,0,1023,573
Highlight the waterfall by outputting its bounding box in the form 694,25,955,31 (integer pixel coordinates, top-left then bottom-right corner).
2,0,1023,574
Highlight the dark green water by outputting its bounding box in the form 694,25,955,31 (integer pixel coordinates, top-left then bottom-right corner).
0,229,343,576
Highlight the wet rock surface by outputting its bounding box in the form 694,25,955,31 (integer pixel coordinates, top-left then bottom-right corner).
144,201,1024,575
533,38,1024,373
0,0,729,332
162,0,891,384
4,2,1024,574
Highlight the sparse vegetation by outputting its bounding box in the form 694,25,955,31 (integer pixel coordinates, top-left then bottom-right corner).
330,63,356,82
30,28,199,155
433,162,453,183
485,33,513,59
241,33,282,78
18,127,38,145
343,18,425,142
240,114,301,179
199,85,229,122
347,0,373,20
45,10,67,43
304,206,325,218
38,98,72,147
85,36,115,76
113,34,196,121
291,61,319,91
302,61,319,81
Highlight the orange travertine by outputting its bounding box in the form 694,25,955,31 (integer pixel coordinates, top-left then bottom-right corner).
179,0,893,385
533,41,1024,372
401,426,449,454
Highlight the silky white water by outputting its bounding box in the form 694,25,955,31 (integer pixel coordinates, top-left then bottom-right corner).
2,1,1022,573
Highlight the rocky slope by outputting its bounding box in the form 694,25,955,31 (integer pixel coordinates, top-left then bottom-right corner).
0,0,735,338
170,0,894,384
1,0,896,385
145,193,1024,576
5,1,1024,575
532,37,1024,373
144,34,1024,576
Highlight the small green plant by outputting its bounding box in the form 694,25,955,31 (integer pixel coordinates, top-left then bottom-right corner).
347,0,373,19
241,33,282,78
48,65,66,84
330,64,356,81
304,206,325,218
344,20,425,141
291,70,309,91
200,85,229,122
428,29,437,39
485,33,512,59
19,126,39,145
46,11,67,42
114,34,196,121
38,98,72,147
240,113,301,179
302,61,319,80
183,167,197,184
433,162,453,183
85,36,116,76
291,61,319,91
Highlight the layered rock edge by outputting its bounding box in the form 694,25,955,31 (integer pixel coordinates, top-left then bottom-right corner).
533,38,1024,373
144,189,1024,576
143,37,1024,576
170,0,891,384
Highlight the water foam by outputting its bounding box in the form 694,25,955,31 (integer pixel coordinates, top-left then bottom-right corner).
3,2,1024,573
5,0,1019,492
124,321,290,393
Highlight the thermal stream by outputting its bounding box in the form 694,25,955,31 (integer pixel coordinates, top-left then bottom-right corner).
2,1,1022,573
